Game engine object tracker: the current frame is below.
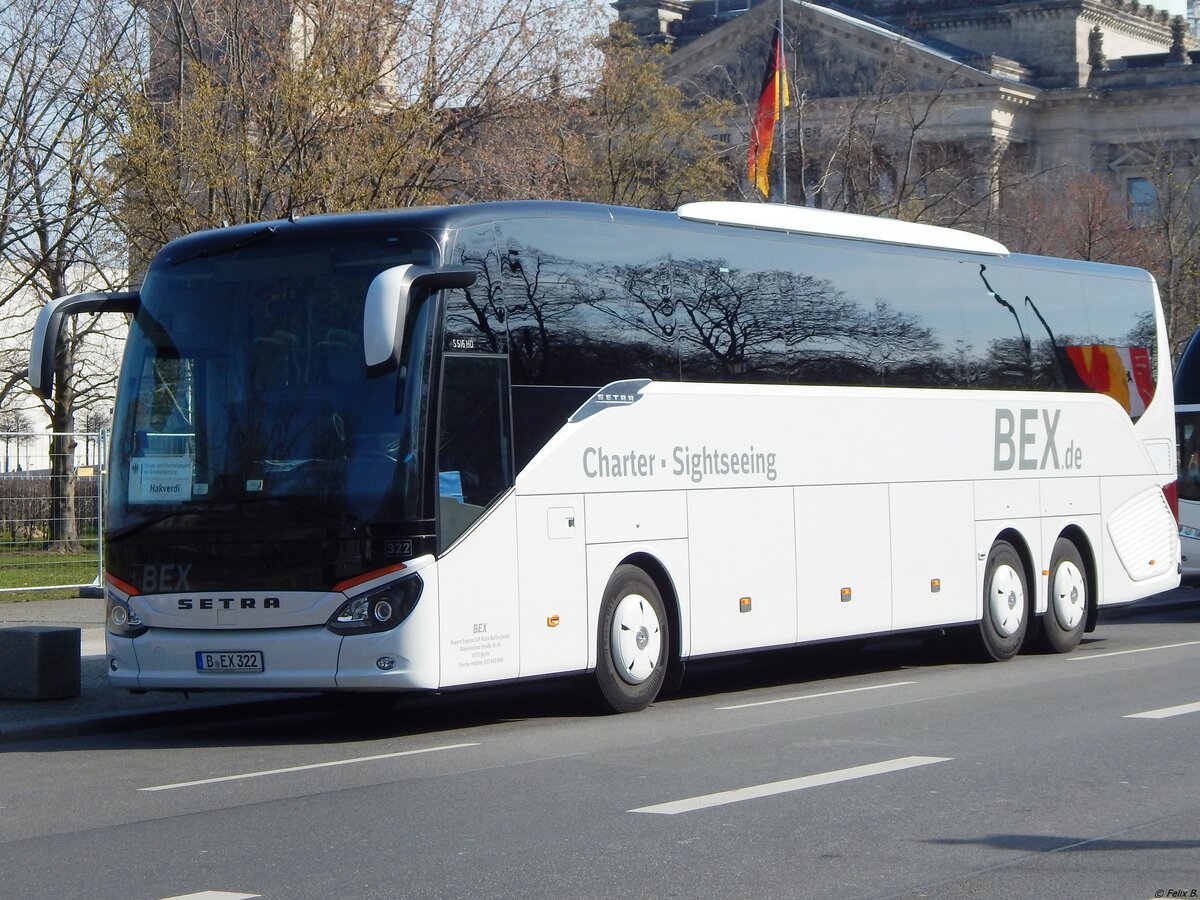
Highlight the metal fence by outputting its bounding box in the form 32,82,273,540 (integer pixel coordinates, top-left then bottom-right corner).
0,432,104,598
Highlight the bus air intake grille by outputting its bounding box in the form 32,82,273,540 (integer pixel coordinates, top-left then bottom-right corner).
1106,487,1178,581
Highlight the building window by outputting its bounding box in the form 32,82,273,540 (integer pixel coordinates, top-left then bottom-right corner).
1127,176,1156,226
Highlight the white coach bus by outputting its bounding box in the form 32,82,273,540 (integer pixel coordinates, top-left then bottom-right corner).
1173,326,1200,579
31,201,1180,712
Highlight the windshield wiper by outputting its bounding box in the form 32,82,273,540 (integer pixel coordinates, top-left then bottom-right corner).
169,225,277,267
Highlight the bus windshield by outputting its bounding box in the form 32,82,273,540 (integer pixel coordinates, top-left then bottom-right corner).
107,229,440,540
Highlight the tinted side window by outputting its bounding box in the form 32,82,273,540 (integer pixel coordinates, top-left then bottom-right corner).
971,261,1157,416
504,218,678,387
1077,273,1157,415
438,353,513,548
962,264,1086,391
677,235,958,388
503,217,678,470
445,225,507,354
670,231,791,383
776,243,957,389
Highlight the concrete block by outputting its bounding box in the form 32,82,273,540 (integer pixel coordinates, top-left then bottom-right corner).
0,626,81,700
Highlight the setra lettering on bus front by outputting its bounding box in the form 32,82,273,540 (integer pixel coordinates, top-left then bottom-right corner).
177,597,281,610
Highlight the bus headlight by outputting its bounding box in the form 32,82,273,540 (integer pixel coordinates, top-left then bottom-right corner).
106,593,147,639
327,576,422,635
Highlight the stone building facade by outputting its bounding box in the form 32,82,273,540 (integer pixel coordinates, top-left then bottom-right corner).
617,0,1200,224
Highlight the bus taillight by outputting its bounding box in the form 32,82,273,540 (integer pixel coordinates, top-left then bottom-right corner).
1163,480,1180,523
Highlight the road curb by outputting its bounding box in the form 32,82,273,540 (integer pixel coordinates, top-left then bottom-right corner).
0,693,324,744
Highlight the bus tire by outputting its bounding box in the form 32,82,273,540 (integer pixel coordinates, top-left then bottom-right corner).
978,540,1028,661
1036,538,1088,654
593,565,668,713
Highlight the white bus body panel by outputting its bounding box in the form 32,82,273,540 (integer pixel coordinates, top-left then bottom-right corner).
585,490,688,543
794,483,892,642
437,494,520,687
890,481,977,630
515,493,587,678
513,381,1177,662
687,487,797,655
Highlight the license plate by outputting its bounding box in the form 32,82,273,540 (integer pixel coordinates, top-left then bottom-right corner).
1181,525,1200,540
196,651,264,673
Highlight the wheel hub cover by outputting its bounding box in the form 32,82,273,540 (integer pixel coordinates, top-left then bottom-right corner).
610,593,662,686
989,563,1024,637
1053,561,1085,629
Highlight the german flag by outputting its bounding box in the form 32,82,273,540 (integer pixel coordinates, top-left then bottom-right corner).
748,29,789,198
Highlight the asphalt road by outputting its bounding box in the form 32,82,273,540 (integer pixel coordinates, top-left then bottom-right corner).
1,597,1198,900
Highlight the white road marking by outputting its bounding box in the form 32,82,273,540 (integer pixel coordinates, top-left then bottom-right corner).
1124,700,1200,719
1068,640,1200,661
159,893,260,900
717,680,917,710
140,742,479,792
629,755,952,815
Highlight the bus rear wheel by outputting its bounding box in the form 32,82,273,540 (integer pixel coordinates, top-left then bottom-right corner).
593,565,668,713
1035,538,1088,654
977,540,1028,661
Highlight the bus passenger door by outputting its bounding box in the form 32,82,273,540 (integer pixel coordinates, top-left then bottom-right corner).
436,353,520,686
516,494,588,678
437,353,514,547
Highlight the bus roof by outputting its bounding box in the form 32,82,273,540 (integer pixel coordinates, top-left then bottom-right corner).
156,201,1156,280
677,202,1010,256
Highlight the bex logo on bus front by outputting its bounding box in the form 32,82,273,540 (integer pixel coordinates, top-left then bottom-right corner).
993,408,1083,471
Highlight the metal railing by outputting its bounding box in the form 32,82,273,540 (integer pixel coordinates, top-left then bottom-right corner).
0,432,105,598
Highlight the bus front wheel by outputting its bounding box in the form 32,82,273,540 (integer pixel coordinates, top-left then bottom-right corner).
1035,538,1088,654
593,565,668,713
978,540,1028,661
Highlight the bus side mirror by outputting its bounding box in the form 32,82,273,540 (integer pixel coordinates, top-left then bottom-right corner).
363,264,477,375
29,290,139,399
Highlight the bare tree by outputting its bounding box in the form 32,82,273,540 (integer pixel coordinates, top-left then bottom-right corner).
1000,174,1159,266
574,25,735,209
118,0,610,256
451,23,736,209
0,408,32,474
1004,146,1200,353
1132,143,1200,353
788,45,1022,231
0,0,137,550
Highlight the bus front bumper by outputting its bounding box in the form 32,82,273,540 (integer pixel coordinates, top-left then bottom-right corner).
107,624,439,692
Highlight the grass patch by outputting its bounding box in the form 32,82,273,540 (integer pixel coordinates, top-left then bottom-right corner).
0,550,99,599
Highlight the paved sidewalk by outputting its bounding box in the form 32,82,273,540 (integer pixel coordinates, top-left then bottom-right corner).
1,586,1197,744
0,595,296,743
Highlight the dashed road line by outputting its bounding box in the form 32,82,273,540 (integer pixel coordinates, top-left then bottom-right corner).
716,680,917,710
1068,640,1200,661
1124,700,1200,719
140,742,479,792
629,755,952,815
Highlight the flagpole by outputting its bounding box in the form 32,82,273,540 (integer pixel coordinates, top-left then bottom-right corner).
778,0,787,205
